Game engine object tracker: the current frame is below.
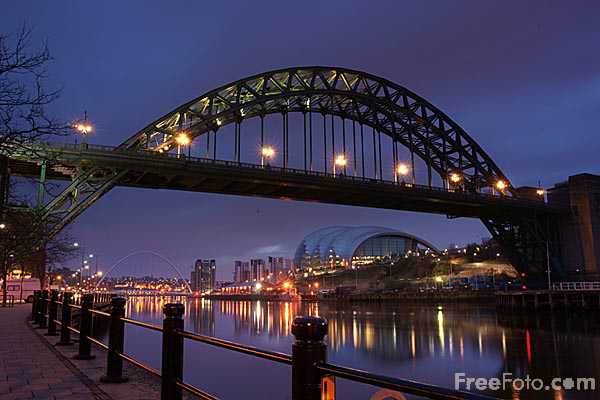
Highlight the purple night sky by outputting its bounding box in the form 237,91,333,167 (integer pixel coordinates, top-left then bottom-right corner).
3,1,599,280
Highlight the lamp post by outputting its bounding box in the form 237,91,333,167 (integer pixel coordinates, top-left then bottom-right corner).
175,132,191,158
261,146,275,167
333,155,347,175
73,242,96,291
448,172,463,189
495,179,507,195
395,163,409,183
73,111,93,145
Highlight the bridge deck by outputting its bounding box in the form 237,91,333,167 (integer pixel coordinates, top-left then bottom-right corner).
10,143,560,220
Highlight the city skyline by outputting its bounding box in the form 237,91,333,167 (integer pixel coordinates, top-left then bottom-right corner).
3,1,599,281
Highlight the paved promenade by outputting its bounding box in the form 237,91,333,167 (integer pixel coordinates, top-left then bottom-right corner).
0,305,162,400
0,304,105,399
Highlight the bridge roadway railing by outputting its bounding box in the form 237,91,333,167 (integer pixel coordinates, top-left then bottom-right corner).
32,289,496,400
552,282,600,291
37,142,550,209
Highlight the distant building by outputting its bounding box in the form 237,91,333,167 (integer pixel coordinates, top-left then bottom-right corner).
190,259,216,293
268,256,292,283
233,260,251,282
294,226,438,274
548,173,600,276
250,259,266,281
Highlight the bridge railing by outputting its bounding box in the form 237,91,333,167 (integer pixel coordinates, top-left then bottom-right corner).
40,142,548,207
552,282,600,291
32,290,496,400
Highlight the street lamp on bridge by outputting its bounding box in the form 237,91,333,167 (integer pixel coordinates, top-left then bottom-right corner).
333,155,347,175
449,172,463,185
395,163,410,183
175,132,191,158
261,146,275,166
495,179,507,193
73,111,93,144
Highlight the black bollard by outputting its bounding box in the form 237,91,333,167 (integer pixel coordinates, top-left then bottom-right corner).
74,294,95,360
56,292,73,346
161,303,184,400
36,291,49,329
291,316,328,400
45,290,59,336
101,297,128,383
31,290,40,322
34,290,44,325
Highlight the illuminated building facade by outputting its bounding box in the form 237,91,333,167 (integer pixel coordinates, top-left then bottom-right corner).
267,256,292,283
233,261,250,282
250,259,266,281
294,226,438,273
191,259,216,293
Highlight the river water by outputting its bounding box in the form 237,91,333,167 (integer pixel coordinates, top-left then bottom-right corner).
117,297,599,399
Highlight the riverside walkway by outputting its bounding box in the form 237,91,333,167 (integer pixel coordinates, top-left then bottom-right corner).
0,305,159,400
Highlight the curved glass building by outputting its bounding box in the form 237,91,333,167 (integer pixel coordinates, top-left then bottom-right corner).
294,226,439,273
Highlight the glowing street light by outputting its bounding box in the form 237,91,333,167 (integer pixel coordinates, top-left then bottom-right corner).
73,111,93,144
175,132,191,157
495,179,507,192
261,146,275,166
536,188,545,196
0,223,5,229
333,155,347,175
73,242,79,247
449,172,463,185
395,163,409,182
75,123,93,135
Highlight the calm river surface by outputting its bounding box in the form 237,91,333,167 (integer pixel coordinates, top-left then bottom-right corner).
117,297,599,399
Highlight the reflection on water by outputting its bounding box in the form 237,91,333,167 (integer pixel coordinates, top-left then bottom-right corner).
122,297,600,399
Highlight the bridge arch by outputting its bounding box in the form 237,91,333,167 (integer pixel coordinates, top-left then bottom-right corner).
121,66,512,194
94,250,192,293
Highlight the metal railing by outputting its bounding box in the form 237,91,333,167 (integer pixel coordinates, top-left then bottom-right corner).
30,142,550,209
0,294,15,307
552,282,600,291
32,289,496,400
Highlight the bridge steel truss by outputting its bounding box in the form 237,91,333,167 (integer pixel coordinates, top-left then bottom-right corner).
20,66,560,276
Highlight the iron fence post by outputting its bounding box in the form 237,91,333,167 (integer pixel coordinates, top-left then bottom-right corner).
31,290,39,322
74,293,95,360
45,290,59,336
101,296,128,383
291,316,328,400
57,292,73,346
36,291,48,329
35,290,44,325
161,303,184,400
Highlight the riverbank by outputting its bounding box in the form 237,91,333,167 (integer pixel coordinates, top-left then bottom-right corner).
308,290,496,304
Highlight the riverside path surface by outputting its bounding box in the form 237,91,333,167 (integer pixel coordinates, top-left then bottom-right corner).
0,304,109,400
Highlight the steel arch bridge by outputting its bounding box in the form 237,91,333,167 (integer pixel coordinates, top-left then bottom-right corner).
8,66,561,276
